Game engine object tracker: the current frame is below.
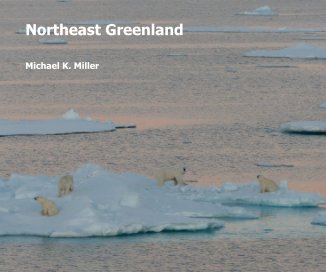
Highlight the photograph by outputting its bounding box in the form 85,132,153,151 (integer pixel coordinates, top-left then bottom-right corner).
0,0,325,271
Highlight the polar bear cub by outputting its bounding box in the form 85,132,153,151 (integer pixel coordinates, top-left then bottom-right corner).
58,175,74,197
155,167,189,186
34,196,59,216
257,175,279,193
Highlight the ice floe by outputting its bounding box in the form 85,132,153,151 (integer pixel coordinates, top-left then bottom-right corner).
0,110,135,136
236,6,278,16
280,121,326,134
15,28,26,34
320,103,326,109
311,212,326,226
167,181,326,207
0,164,263,237
298,36,326,41
115,124,137,129
39,37,67,45
225,67,238,73
1,163,325,237
244,43,326,59
256,64,296,69
255,162,294,168
166,53,188,57
62,109,80,120
184,26,326,33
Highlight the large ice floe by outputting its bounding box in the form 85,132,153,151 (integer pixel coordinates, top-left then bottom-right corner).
311,212,326,226
244,43,326,59
0,109,134,136
0,164,325,237
167,181,326,207
0,164,263,237
236,6,278,16
280,121,326,134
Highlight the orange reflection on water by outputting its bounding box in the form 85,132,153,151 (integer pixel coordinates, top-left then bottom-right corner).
287,180,326,197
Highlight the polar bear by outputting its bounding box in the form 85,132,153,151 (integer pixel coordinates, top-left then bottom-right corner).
257,175,279,193
155,167,197,186
34,196,59,216
58,175,74,197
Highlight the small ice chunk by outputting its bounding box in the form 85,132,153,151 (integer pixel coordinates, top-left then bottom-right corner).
298,36,326,41
244,43,326,59
168,180,325,207
256,162,294,168
63,109,80,120
115,123,136,129
39,37,67,45
225,67,238,73
280,121,326,134
311,212,326,226
15,28,26,34
236,6,278,16
184,26,326,33
256,64,296,69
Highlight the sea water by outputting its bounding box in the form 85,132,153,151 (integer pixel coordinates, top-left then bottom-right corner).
0,0,325,271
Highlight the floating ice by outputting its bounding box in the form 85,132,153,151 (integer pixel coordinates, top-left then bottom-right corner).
62,109,80,120
320,103,326,109
15,28,26,34
168,181,326,207
0,164,264,237
311,212,326,226
236,6,278,16
244,43,326,59
167,53,188,57
184,26,326,33
256,64,296,69
225,67,238,73
39,37,67,45
0,110,119,136
115,124,137,129
255,162,294,168
298,36,326,41
280,121,326,134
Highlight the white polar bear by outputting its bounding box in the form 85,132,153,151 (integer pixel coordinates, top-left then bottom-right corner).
257,175,279,193
34,196,59,216
58,175,74,197
155,167,197,186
